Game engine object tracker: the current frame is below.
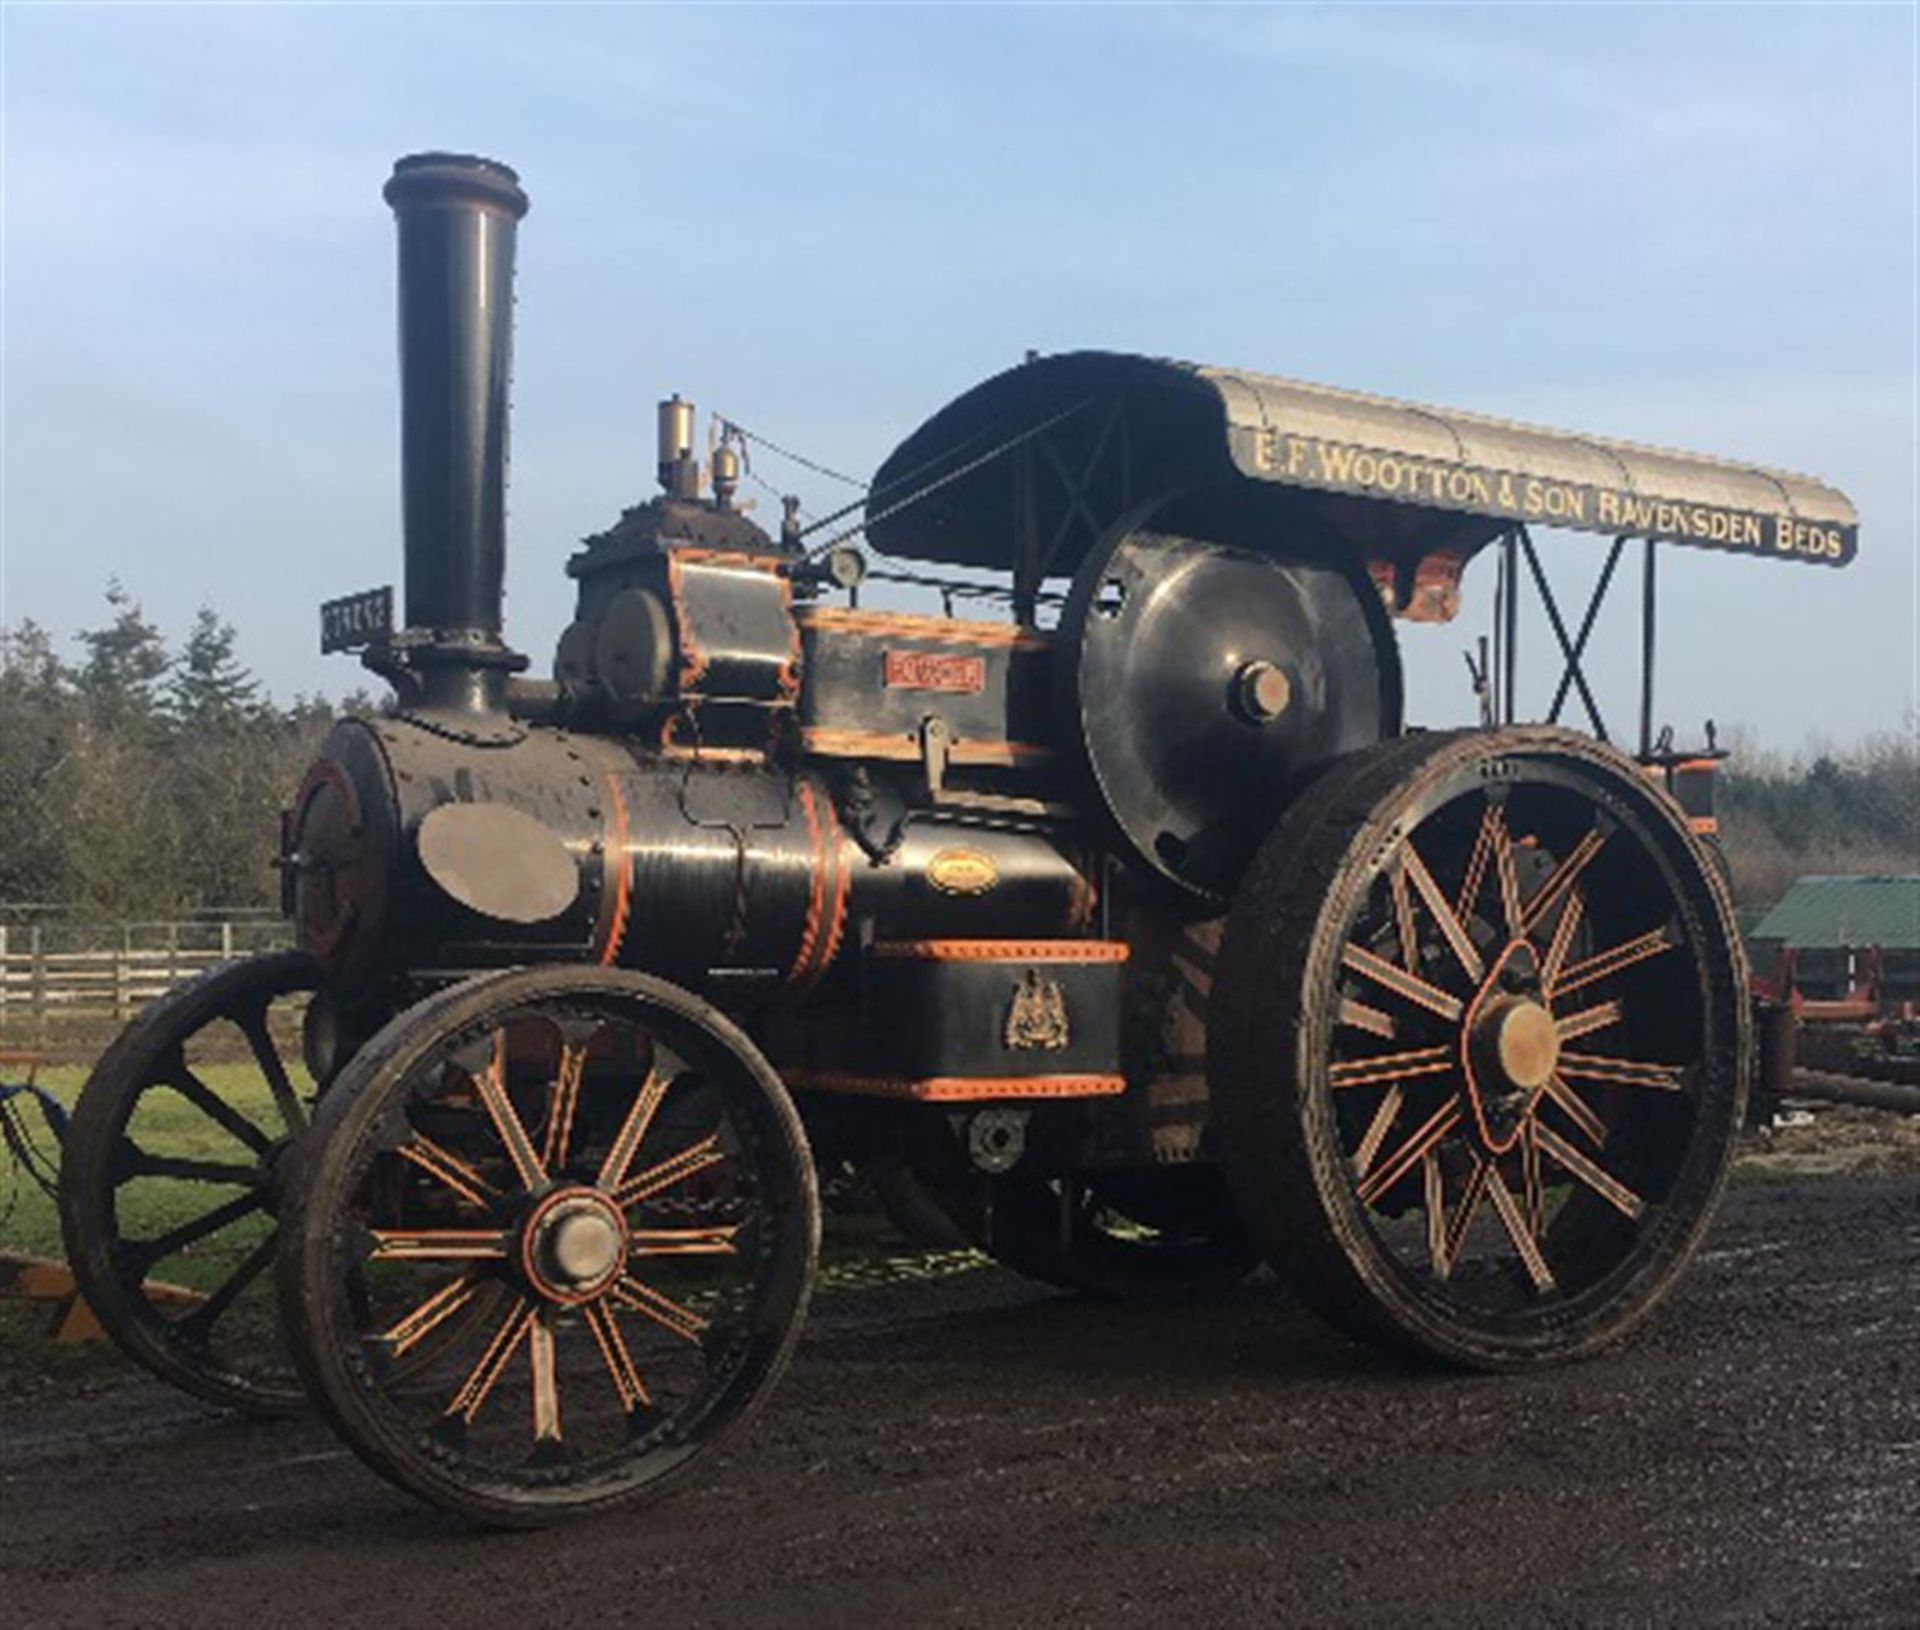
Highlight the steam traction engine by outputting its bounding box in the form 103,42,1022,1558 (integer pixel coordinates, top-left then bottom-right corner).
57,155,1859,1525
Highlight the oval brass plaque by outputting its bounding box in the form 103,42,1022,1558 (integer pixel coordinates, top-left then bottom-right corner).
416,803,579,925
926,846,998,896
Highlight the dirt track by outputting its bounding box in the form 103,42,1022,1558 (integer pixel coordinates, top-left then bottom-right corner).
4,1174,1915,1629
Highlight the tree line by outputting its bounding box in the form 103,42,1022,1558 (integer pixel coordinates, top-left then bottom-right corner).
0,587,1912,923
0,585,369,921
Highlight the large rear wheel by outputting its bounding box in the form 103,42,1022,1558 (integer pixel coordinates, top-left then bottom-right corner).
1210,728,1748,1369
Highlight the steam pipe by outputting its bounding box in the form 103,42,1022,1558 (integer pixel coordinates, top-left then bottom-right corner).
381,153,529,708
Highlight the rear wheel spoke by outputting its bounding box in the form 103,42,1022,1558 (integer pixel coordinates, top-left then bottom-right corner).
1485,1164,1557,1293
1341,944,1464,1024
1401,841,1484,982
1356,1095,1463,1207
1541,1073,1608,1145
1353,1086,1405,1179
1521,825,1605,935
1328,1045,1453,1091
1550,926,1676,1000
1536,1121,1646,1220
1557,1051,1683,1092
1555,1000,1622,1043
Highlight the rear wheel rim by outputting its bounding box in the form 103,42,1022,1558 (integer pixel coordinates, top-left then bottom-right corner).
1312,751,1740,1349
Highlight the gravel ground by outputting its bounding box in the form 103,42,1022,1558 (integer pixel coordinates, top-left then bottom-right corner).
2,1171,1915,1630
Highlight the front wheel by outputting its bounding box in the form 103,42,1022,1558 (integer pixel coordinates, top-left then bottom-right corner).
1209,728,1749,1370
278,965,818,1527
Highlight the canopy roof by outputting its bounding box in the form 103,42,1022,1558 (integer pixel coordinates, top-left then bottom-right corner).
867,353,1858,584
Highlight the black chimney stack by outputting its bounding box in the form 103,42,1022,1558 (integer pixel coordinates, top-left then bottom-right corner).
381,152,529,713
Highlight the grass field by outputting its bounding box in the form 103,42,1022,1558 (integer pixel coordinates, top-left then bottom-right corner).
0,1059,978,1401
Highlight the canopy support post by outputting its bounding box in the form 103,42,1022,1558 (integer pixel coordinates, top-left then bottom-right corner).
1545,534,1627,728
1501,528,1518,724
1639,538,1659,758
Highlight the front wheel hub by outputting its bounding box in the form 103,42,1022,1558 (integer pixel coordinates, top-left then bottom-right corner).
520,1188,628,1304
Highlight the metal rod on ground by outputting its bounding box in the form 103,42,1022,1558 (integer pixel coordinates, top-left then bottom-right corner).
1790,1069,1920,1117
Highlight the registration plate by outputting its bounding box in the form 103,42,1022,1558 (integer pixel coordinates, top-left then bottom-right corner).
320,586,394,653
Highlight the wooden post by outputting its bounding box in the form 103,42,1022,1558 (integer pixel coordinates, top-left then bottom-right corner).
29,925,45,1046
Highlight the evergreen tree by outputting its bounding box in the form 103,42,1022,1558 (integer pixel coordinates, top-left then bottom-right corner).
167,607,264,737
73,579,169,740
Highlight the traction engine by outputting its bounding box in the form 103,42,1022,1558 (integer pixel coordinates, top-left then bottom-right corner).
57,153,1858,1526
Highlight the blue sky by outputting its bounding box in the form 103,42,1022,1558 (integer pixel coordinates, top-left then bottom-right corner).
3,2,1914,747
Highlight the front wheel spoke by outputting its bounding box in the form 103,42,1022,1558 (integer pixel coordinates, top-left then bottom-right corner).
1541,1072,1608,1145
630,1225,740,1258
1328,1046,1453,1091
1536,1121,1646,1220
1520,826,1605,936
397,1133,497,1210
597,1066,669,1191
1554,1000,1623,1043
473,1030,548,1192
1557,1051,1684,1092
611,1273,707,1344
381,1272,483,1356
529,1316,562,1444
1485,1164,1557,1293
125,1189,265,1274
237,1008,307,1134
613,1133,726,1209
161,1061,274,1156
1401,841,1484,982
1353,1085,1405,1179
448,1298,536,1423
541,1043,589,1171
369,1227,510,1262
1341,944,1464,1024
1549,926,1676,1000
580,1300,650,1411
1356,1095,1463,1206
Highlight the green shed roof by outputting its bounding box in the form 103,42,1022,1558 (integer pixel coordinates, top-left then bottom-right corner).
1749,875,1920,951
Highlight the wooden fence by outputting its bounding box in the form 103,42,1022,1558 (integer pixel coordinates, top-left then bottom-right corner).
0,919,292,1042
